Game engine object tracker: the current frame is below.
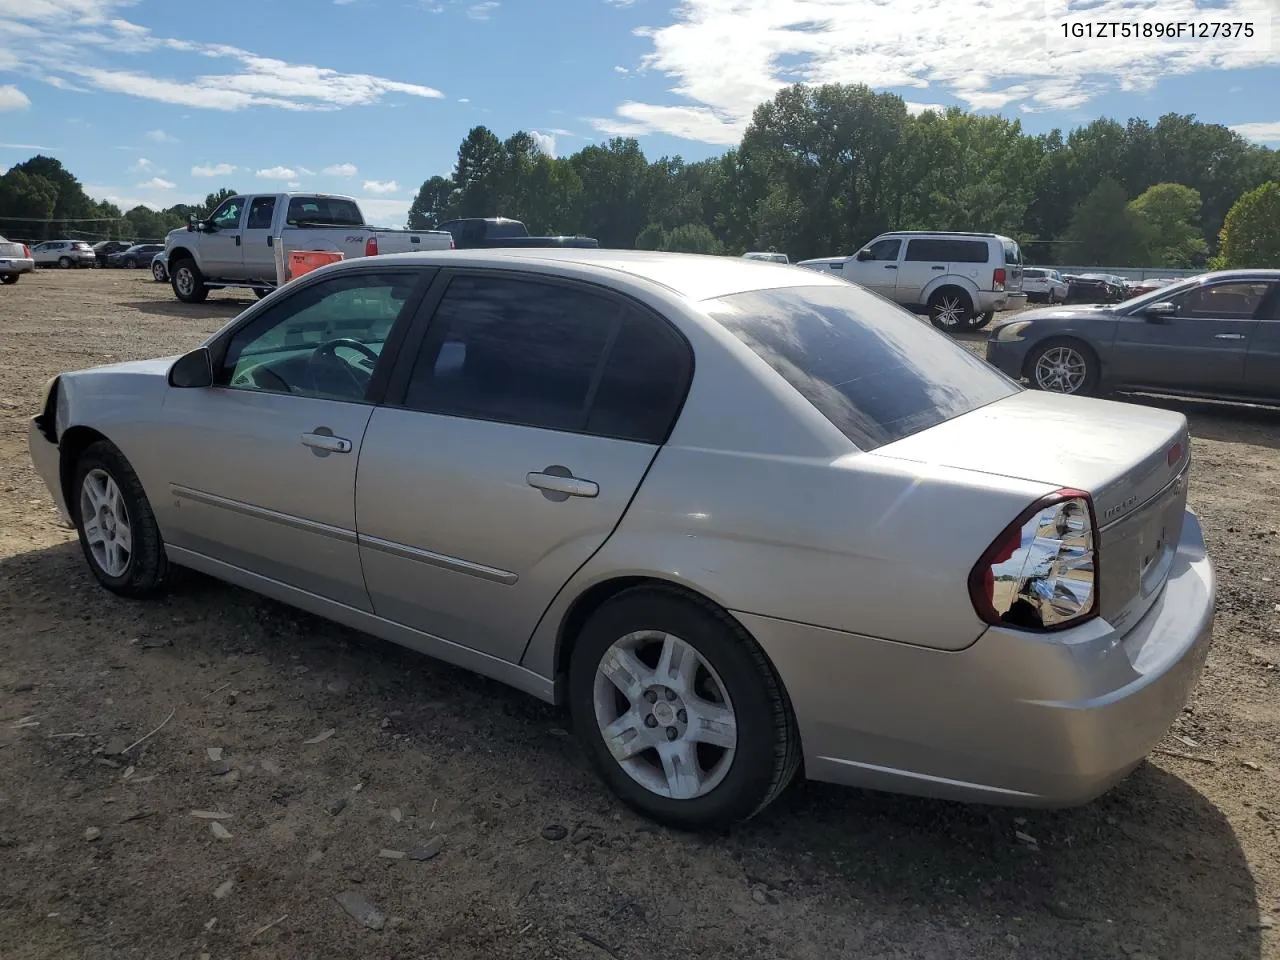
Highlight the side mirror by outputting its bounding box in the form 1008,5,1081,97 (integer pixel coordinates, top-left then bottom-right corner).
855,249,872,261
1143,301,1176,321
168,347,214,388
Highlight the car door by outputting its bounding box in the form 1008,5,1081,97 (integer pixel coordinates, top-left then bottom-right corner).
202,195,247,277
240,195,278,281
157,266,434,610
896,238,948,307
1243,284,1280,401
355,270,692,663
1110,279,1269,392
847,237,902,298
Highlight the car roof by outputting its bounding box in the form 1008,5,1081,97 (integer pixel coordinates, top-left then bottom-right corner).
339,248,849,301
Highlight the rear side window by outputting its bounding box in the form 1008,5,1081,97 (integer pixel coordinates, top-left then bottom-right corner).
904,238,990,263
705,285,1019,450
247,196,276,230
286,197,363,227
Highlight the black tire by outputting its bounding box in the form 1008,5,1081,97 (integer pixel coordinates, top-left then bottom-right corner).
124,257,137,269
568,586,801,830
253,287,271,300
58,256,72,269
928,287,975,331
1024,337,1101,396
171,258,209,303
1,274,17,285
972,310,994,330
71,440,170,598
152,261,166,283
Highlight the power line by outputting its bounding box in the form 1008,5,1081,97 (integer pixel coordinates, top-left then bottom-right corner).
0,214,129,222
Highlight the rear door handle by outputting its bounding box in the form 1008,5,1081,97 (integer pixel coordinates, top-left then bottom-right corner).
527,471,598,499
883,264,897,270
301,432,352,453
931,265,945,270
1213,333,1246,340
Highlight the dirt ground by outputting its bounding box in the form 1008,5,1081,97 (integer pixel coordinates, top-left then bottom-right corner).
1,269,1277,960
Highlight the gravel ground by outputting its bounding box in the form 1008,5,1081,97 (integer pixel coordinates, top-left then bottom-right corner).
1,269,1278,960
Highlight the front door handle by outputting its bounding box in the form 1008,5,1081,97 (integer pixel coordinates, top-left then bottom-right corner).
527,469,599,499
931,265,945,270
883,264,897,270
1213,333,1246,340
301,431,352,454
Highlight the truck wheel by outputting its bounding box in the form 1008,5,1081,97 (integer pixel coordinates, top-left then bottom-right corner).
928,288,975,331
171,259,209,303
58,256,73,269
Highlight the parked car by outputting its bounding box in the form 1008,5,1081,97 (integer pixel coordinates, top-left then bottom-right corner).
1021,267,1067,304
165,193,455,303
0,235,35,284
28,249,1214,829
1129,277,1177,297
985,269,1279,403
435,217,598,250
92,240,132,268
108,243,166,269
742,251,789,264
31,240,97,269
797,231,1025,331
1064,274,1123,304
151,249,168,283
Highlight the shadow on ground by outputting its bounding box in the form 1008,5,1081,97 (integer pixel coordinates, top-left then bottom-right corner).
124,298,255,320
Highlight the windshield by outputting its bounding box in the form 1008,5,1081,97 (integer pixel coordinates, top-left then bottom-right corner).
704,285,1020,451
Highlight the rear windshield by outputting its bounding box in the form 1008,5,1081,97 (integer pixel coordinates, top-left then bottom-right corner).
1024,268,1044,278
1003,240,1022,265
705,285,1019,451
286,197,364,227
486,220,527,239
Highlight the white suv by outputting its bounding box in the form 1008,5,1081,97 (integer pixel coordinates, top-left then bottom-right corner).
798,231,1025,331
1021,267,1067,303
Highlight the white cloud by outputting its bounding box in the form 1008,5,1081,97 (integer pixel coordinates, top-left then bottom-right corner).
322,162,359,176
530,130,557,155
904,101,947,116
614,65,629,74
357,196,411,228
287,181,302,189
605,0,640,6
595,0,1280,143
467,1,498,19
0,141,58,150
137,176,175,189
128,156,154,172
0,84,31,110
362,179,401,194
191,162,236,176
257,166,298,179
458,97,471,103
1231,121,1280,143
145,128,177,142
2,8,446,113
548,127,575,137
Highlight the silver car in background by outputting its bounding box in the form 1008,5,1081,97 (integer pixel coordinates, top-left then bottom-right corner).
28,249,1214,829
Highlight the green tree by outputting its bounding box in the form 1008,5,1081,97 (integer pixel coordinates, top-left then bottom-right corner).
659,223,723,254
1128,183,1208,267
451,126,508,218
1064,179,1146,266
407,176,455,228
635,223,666,250
1214,182,1280,268
0,169,58,238
201,188,238,214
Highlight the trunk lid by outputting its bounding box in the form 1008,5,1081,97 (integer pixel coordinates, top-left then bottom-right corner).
873,390,1190,633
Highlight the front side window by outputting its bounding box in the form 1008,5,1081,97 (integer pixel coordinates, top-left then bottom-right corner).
865,238,901,261
1168,281,1274,320
210,197,245,230
218,271,421,402
705,284,1019,451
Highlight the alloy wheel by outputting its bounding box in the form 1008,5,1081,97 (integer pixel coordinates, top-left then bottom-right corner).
933,295,965,327
79,468,133,577
1034,345,1088,393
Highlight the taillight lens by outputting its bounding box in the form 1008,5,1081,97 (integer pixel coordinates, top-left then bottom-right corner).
365,235,378,257
968,488,1098,631
992,267,1006,291
23,244,31,258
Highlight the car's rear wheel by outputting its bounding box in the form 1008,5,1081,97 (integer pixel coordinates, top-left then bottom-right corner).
152,261,166,282
58,256,72,269
568,586,801,830
1027,338,1100,396
973,310,994,329
928,288,975,332
72,440,170,598
1,275,17,285
124,257,137,269
171,259,209,303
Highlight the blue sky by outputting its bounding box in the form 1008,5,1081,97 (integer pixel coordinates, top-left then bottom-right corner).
1,0,1277,226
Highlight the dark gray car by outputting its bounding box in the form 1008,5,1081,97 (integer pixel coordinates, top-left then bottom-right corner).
985,269,1280,404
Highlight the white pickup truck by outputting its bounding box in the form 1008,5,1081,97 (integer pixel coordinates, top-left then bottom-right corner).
164,192,453,303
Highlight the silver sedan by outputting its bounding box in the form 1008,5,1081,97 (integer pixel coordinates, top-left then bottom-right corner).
27,249,1215,829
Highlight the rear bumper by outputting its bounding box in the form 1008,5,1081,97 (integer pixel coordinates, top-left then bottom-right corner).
28,418,71,526
976,291,1027,313
738,508,1214,807
0,258,35,275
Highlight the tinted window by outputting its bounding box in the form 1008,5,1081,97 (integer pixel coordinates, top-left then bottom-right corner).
904,238,989,263
286,197,363,227
247,196,276,230
705,285,1018,450
219,271,419,401
586,311,690,443
486,221,528,240
1024,269,1045,278
1003,240,1022,265
1168,281,1274,320
865,238,901,261
404,276,622,433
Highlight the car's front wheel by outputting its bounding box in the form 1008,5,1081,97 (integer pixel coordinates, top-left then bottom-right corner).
171,259,209,303
72,441,170,598
1027,338,1100,396
569,586,801,830
152,261,166,282
1,275,17,285
58,256,72,269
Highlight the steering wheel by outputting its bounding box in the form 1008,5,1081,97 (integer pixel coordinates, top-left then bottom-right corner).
308,337,380,396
